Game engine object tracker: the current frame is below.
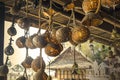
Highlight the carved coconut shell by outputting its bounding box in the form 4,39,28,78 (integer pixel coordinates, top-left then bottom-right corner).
0,65,9,77
31,56,46,72
82,0,100,13
25,34,37,49
7,27,17,36
81,12,103,26
32,33,49,48
16,75,27,80
56,27,72,42
45,42,63,57
5,45,14,56
17,17,30,30
72,26,90,43
101,0,120,8
21,56,33,68
16,36,26,48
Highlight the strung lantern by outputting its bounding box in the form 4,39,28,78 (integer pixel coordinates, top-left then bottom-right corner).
25,34,37,49
82,0,100,13
81,12,103,26
32,33,49,48
17,17,30,30
21,56,33,68
16,36,26,48
31,56,46,72
7,26,17,36
101,0,120,8
56,27,72,42
72,26,90,43
5,45,14,56
45,42,63,57
0,65,9,77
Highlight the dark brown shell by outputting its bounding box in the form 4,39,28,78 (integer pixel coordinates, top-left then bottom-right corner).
56,27,72,42
17,17,30,30
72,26,90,43
16,36,26,48
5,45,14,55
21,56,33,68
25,34,37,49
31,56,46,72
45,42,63,57
0,65,9,77
32,33,48,48
82,0,99,13
81,12,103,26
7,27,17,36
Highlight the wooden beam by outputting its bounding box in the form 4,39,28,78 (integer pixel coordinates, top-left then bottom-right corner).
0,2,6,80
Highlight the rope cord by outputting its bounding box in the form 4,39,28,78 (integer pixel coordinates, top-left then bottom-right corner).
5,56,9,65
71,0,76,27
38,0,43,68
37,0,42,34
95,0,101,14
48,0,53,31
25,0,28,17
73,46,76,63
66,12,73,27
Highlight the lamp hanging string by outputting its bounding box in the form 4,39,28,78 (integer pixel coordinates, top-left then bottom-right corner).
113,5,116,29
71,0,76,27
48,0,53,31
37,0,42,35
73,46,76,63
38,0,43,68
66,12,73,27
25,0,28,17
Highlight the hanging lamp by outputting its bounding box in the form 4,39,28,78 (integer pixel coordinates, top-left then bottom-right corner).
45,0,63,57
82,0,103,26
71,1,90,44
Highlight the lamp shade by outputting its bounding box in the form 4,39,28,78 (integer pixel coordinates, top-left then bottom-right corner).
72,26,90,43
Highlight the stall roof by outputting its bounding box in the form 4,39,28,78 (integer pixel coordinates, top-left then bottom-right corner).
49,47,92,69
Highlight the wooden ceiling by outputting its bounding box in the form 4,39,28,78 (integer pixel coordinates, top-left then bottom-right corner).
2,0,120,47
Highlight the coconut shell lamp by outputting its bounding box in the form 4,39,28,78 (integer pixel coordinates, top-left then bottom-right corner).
17,17,30,30
25,34,37,49
32,32,49,48
21,56,33,68
16,36,26,48
82,0,103,26
31,56,46,72
82,0,101,13
45,42,63,57
72,26,90,44
56,27,72,42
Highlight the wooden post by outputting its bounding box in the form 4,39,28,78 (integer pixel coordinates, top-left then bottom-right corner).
0,2,5,80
